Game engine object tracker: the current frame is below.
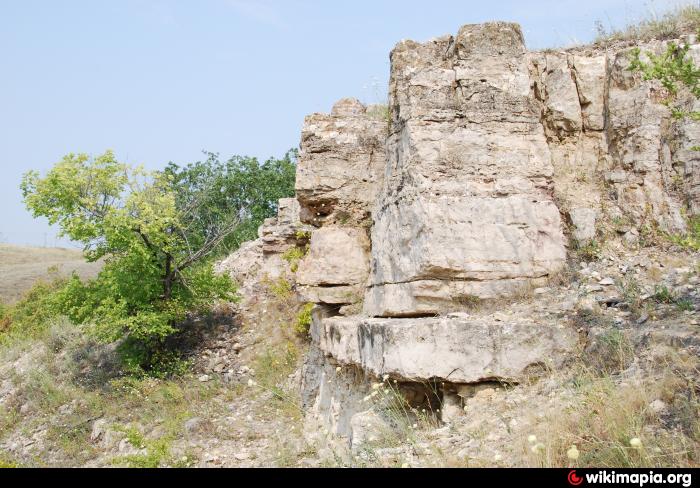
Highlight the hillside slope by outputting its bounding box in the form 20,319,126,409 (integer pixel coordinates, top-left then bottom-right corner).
0,245,101,304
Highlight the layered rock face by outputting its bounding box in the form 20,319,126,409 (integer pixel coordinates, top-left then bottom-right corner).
531,41,699,243
313,313,576,384
366,23,567,317
293,98,387,310
296,97,387,227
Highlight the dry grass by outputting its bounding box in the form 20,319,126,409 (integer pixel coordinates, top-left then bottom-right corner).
522,350,700,468
0,244,101,304
595,4,700,44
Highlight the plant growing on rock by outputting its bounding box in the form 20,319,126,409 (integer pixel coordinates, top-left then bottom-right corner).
629,38,700,121
294,303,314,336
21,151,238,373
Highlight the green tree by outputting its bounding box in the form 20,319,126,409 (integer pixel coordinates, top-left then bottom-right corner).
21,151,237,373
164,149,297,254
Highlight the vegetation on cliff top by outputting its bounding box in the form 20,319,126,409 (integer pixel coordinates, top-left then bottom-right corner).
595,4,700,44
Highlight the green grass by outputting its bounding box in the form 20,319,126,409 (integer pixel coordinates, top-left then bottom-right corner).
668,216,700,252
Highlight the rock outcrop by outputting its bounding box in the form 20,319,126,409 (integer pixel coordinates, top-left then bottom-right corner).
216,197,312,302
220,21,700,447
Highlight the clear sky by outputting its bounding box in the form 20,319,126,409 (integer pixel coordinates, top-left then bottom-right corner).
0,0,693,246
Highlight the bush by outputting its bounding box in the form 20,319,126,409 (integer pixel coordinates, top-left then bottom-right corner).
0,277,66,343
668,216,700,251
294,303,314,336
574,239,601,262
21,151,241,372
268,277,293,300
282,246,308,273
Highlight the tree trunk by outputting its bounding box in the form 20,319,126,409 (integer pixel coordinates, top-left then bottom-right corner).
163,255,173,300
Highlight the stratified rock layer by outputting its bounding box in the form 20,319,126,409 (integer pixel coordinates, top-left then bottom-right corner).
313,314,577,383
296,98,387,226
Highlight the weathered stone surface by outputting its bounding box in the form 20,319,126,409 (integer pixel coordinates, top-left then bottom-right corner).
216,198,311,298
260,198,312,254
532,52,582,137
365,278,546,319
314,314,578,383
301,343,371,440
297,284,364,306
296,226,370,305
297,226,370,287
366,23,567,317
215,239,264,291
296,98,387,226
569,207,599,243
571,54,607,131
606,44,688,233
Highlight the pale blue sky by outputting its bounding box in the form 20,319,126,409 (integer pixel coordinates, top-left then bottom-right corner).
0,0,692,246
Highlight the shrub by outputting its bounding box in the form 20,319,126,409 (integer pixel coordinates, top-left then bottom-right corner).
0,277,66,343
282,246,308,273
668,216,700,251
268,277,293,300
21,151,239,371
294,303,314,336
574,239,601,261
653,285,677,304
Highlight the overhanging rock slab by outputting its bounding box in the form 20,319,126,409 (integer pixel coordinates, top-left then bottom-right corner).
313,314,578,383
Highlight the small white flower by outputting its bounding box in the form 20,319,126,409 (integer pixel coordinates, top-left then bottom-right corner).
336,366,342,373
494,454,503,462
372,383,382,390
382,374,390,381
530,443,545,454
567,445,579,461
528,434,537,444
630,437,642,449
463,405,468,412
412,423,418,429
247,379,257,387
